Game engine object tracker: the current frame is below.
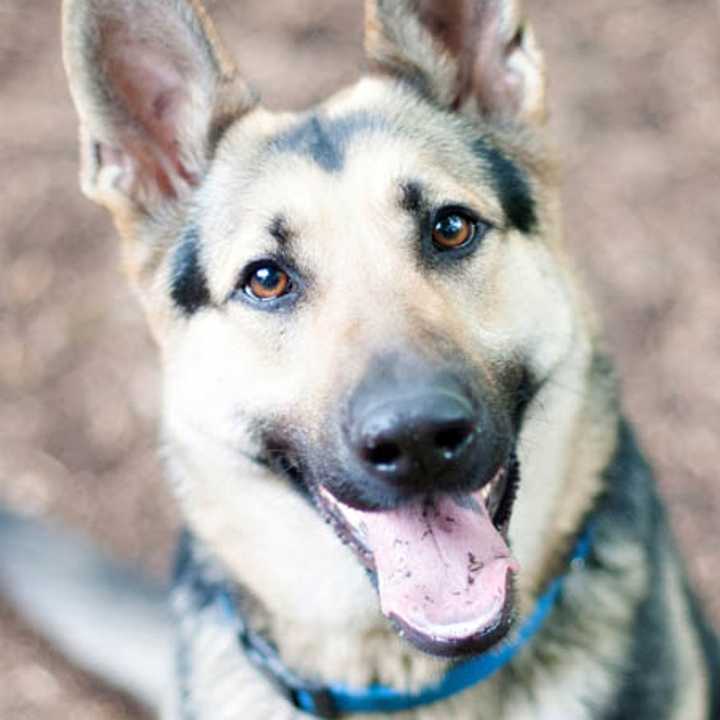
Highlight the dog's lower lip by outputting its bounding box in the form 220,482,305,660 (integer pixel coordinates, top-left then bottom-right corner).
314,483,376,570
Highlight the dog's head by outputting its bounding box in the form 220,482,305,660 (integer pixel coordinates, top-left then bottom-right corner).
63,0,603,667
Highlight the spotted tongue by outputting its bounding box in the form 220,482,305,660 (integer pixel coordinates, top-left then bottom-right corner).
340,493,517,651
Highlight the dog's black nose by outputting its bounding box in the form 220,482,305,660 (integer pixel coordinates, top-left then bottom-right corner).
352,393,478,489
336,355,513,509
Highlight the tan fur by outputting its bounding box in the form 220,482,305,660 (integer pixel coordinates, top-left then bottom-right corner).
60,1,714,718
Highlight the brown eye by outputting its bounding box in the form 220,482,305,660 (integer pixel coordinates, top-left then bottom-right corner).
432,211,476,249
245,263,291,300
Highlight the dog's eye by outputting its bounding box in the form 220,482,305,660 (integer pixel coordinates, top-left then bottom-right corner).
244,263,291,301
432,209,482,250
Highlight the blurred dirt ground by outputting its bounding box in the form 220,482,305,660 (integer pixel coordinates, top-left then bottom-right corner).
1,0,719,718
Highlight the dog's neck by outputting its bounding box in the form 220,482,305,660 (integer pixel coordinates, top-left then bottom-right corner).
173,523,594,718
173,529,451,694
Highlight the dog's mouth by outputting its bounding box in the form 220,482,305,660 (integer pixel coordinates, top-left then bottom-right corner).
310,459,520,657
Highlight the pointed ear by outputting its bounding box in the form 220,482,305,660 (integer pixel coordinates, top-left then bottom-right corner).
62,0,257,216
365,0,546,125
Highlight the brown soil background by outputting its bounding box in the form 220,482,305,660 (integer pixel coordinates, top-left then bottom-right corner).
1,1,719,717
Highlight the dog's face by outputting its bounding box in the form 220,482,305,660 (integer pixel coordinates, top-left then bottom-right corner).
64,0,595,665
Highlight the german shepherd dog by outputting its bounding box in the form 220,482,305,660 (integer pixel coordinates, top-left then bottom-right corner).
1,0,718,718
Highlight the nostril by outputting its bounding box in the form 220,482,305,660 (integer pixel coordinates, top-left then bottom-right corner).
434,424,473,458
365,441,403,468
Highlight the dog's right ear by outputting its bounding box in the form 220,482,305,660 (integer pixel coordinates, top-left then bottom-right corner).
365,0,546,125
62,0,256,218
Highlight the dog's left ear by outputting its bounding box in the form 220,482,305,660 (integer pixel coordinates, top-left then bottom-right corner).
365,0,546,125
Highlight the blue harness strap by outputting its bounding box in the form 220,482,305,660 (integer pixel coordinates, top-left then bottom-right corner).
219,527,593,718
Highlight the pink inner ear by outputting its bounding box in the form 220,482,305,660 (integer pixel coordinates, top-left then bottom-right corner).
417,0,468,57
413,0,533,119
416,0,503,108
100,25,200,197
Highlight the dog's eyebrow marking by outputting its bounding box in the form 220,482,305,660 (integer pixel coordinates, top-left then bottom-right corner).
268,215,294,247
268,112,388,173
170,225,211,315
400,181,425,215
472,139,537,234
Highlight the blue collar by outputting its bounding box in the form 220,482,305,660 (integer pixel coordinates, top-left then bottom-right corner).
213,526,593,718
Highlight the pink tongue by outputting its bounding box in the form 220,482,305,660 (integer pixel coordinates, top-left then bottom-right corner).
341,494,517,642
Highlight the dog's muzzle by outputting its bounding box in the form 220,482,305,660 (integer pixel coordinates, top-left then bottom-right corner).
286,354,521,656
